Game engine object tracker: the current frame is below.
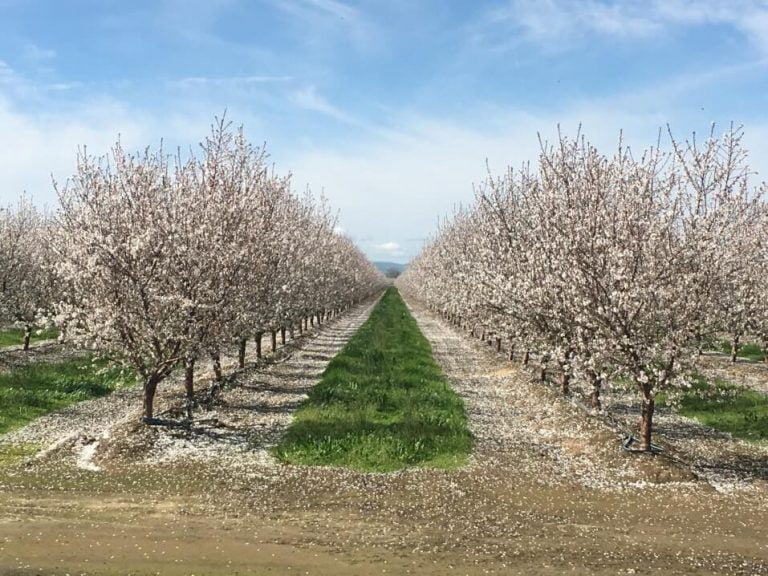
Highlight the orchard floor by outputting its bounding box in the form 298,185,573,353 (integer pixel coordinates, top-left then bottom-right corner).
1,297,767,575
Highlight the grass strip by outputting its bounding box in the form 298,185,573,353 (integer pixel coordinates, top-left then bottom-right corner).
717,339,765,363
0,357,134,435
0,327,59,348
659,375,768,443
273,287,472,472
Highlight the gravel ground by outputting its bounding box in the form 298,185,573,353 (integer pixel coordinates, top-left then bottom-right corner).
1,295,767,575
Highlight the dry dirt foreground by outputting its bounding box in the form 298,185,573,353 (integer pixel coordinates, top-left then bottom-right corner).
0,297,767,575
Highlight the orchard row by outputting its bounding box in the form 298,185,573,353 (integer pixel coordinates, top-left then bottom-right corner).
0,119,385,421
399,125,767,450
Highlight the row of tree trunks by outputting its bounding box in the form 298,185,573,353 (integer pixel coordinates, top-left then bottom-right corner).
141,305,353,423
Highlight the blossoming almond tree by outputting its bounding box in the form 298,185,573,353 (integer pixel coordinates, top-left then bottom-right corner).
400,125,764,451
0,196,57,350
55,120,384,422
55,143,189,419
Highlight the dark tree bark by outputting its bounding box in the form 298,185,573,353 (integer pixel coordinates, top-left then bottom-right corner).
589,371,602,410
481,330,486,341
184,355,195,420
22,324,33,351
310,315,315,327
559,371,570,395
639,387,655,452
508,339,515,361
280,327,286,346
496,337,502,353
238,338,247,368
522,350,530,366
255,332,263,359
143,376,160,421
298,321,303,335
270,330,277,353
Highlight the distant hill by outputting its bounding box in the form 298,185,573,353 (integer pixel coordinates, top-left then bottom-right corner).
374,261,407,278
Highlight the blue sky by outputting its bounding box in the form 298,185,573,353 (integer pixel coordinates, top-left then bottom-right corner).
1,0,768,263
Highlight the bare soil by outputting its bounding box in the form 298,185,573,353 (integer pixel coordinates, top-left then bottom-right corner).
0,298,767,575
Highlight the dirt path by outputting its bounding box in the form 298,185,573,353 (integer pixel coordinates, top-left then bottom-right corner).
1,296,767,575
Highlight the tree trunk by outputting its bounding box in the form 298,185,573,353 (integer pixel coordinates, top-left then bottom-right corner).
481,330,485,341
559,371,570,395
255,332,263,359
211,351,223,382
238,338,247,368
184,355,195,420
508,340,515,361
731,333,740,363
298,321,303,335
143,377,159,421
695,329,704,356
289,325,295,340
316,312,322,326
270,330,277,353
639,389,655,451
310,315,315,327
280,327,286,346
590,372,602,410
539,365,547,382
496,337,502,353
22,324,32,351
522,350,530,366
305,317,309,330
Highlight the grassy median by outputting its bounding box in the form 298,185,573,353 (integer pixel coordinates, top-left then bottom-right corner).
273,287,472,472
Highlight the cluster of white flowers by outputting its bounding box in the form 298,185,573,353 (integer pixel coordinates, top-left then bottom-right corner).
49,118,384,421
398,125,768,450
0,195,57,350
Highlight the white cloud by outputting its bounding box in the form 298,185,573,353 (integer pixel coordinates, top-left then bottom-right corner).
377,242,400,252
168,75,293,90
275,0,358,24
476,0,768,53
291,85,364,127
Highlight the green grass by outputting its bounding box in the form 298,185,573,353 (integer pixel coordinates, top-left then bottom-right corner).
659,375,768,443
0,357,135,435
717,339,765,362
273,287,472,472
0,326,59,348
